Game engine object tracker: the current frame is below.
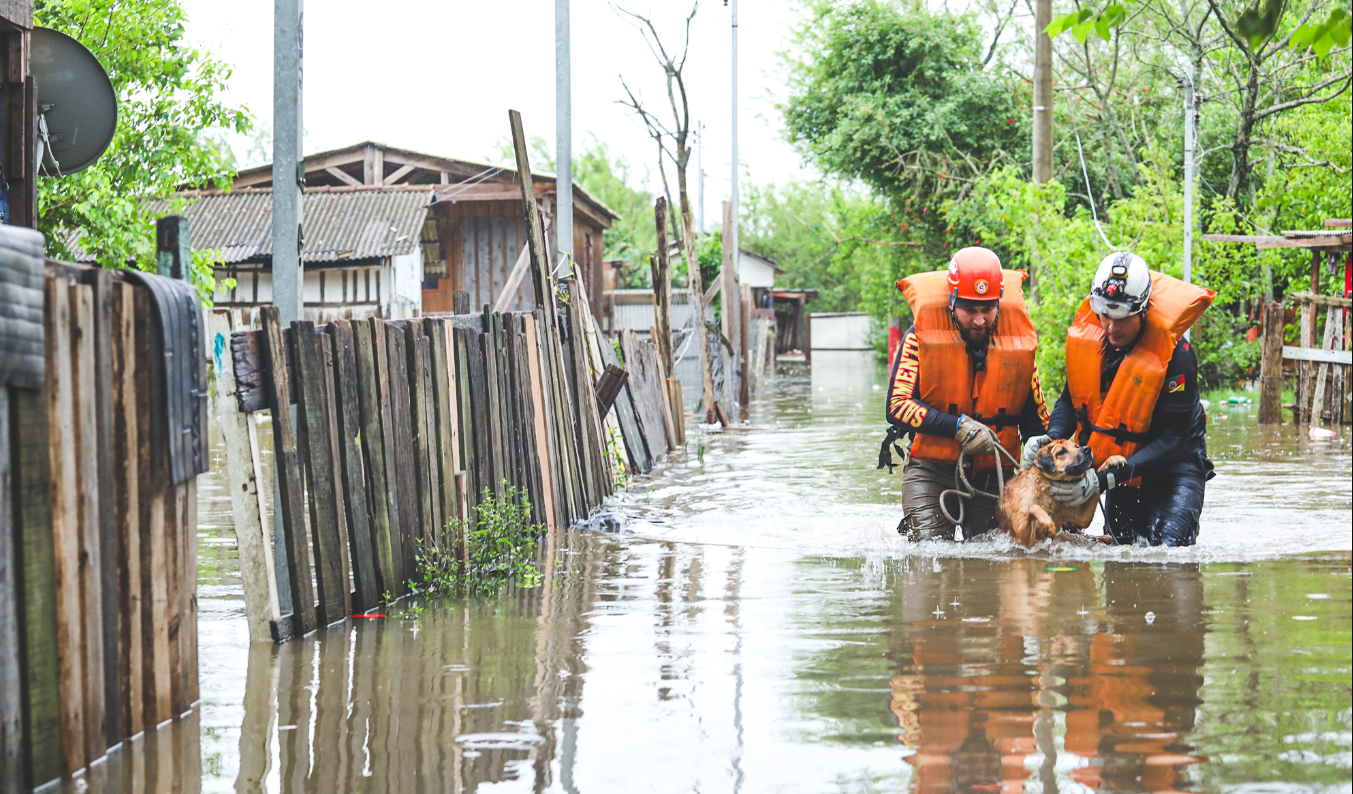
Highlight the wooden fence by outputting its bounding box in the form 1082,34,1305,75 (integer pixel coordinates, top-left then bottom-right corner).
217,276,682,642
3,255,205,792
1258,292,1351,425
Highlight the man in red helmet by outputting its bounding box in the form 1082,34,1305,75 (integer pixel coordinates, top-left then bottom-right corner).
884,247,1049,540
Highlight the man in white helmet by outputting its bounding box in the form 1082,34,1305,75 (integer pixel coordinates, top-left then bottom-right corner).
1020,252,1216,546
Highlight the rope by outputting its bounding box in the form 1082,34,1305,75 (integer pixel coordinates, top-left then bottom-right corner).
938,431,1021,528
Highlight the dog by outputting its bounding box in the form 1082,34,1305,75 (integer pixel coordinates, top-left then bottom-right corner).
996,439,1123,548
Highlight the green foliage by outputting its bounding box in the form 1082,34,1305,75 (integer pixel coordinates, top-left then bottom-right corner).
575,135,656,265
34,0,251,300
415,483,543,598
781,0,1023,223
1045,4,1128,43
1289,8,1352,57
1235,0,1286,47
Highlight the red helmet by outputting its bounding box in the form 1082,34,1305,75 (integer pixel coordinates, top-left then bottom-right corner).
946,247,1003,304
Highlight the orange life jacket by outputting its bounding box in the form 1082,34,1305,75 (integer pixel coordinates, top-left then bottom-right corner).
1065,271,1215,466
897,269,1037,471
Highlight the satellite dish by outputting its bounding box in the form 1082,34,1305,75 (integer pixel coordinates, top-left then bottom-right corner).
30,27,117,175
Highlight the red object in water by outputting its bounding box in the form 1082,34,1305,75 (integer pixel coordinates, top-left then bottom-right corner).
888,323,903,367
353,613,386,619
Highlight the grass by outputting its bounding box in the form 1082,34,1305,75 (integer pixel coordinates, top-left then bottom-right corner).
414,482,543,598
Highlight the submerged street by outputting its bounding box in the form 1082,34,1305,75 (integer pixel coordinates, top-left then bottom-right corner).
92,351,1352,793
178,352,1353,793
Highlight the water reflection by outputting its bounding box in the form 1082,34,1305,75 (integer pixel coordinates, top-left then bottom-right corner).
885,561,1206,793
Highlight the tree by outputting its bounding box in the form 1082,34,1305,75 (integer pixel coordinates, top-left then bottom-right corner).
781,0,1026,229
34,0,252,297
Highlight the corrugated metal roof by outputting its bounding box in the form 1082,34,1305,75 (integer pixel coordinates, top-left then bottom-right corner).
141,186,431,264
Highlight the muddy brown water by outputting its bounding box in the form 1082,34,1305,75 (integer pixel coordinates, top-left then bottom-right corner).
67,352,1350,793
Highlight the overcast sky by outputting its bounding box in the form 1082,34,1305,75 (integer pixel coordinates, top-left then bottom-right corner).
180,0,818,232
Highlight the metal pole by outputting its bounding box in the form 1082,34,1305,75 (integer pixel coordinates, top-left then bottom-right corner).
272,0,303,612
1032,0,1053,183
730,0,742,393
696,121,705,235
556,0,573,269
730,0,739,263
1183,70,1195,286
1182,69,1195,339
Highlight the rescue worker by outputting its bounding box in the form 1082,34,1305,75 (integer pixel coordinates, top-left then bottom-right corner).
884,247,1049,540
1022,252,1216,546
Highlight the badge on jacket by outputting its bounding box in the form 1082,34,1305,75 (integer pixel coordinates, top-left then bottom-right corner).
1167,374,1185,393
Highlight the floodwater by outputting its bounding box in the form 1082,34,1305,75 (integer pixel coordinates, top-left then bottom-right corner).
68,353,1351,793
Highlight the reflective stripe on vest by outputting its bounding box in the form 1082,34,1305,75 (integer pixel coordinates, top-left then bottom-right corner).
1065,270,1215,466
897,269,1037,471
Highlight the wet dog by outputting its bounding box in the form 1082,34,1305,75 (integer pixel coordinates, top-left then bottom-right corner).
996,439,1123,548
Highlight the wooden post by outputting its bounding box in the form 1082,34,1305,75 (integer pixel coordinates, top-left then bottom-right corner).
1298,301,1316,423
452,290,470,315
1309,305,1341,428
259,307,316,638
720,202,737,410
155,217,191,280
681,209,716,423
0,387,19,793
651,198,673,376
738,283,752,411
207,311,279,642
1258,301,1285,425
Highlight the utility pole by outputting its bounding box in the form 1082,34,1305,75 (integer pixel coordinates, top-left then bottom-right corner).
1032,0,1053,183
696,121,705,235
556,0,573,272
272,0,304,612
729,0,742,400
1182,69,1196,340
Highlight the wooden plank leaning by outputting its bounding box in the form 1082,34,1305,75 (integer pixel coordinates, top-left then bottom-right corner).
405,323,438,547
0,387,21,794
207,310,279,642
354,320,402,598
523,313,559,529
384,324,420,585
46,276,87,774
482,316,506,494
596,326,651,473
420,336,443,542
329,321,379,613
86,269,121,749
425,319,459,530
294,321,351,626
259,306,317,638
70,282,108,758
133,287,172,728
14,377,62,787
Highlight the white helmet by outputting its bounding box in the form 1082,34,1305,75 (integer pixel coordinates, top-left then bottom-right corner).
1089,252,1151,319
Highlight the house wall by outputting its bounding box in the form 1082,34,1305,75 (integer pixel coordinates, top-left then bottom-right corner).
389,248,423,318
423,198,608,316
810,312,871,350
212,259,412,321
737,252,776,288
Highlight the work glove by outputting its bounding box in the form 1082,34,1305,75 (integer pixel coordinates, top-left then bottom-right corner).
1050,469,1101,506
954,415,998,457
1020,434,1052,470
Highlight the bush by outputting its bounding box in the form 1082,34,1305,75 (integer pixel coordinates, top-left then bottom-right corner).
415,483,543,597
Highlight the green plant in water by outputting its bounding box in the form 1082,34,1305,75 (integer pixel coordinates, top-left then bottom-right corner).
416,482,544,597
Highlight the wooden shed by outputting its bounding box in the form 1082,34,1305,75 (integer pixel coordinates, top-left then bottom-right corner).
233,142,618,319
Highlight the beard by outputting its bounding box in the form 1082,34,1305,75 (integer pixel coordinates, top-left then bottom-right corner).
958,325,993,349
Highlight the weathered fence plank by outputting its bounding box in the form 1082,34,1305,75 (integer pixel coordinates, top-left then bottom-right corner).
330,321,379,613
385,325,420,581
112,285,144,736
295,322,351,627
208,310,278,641
260,307,317,638
365,318,405,597
133,286,172,729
